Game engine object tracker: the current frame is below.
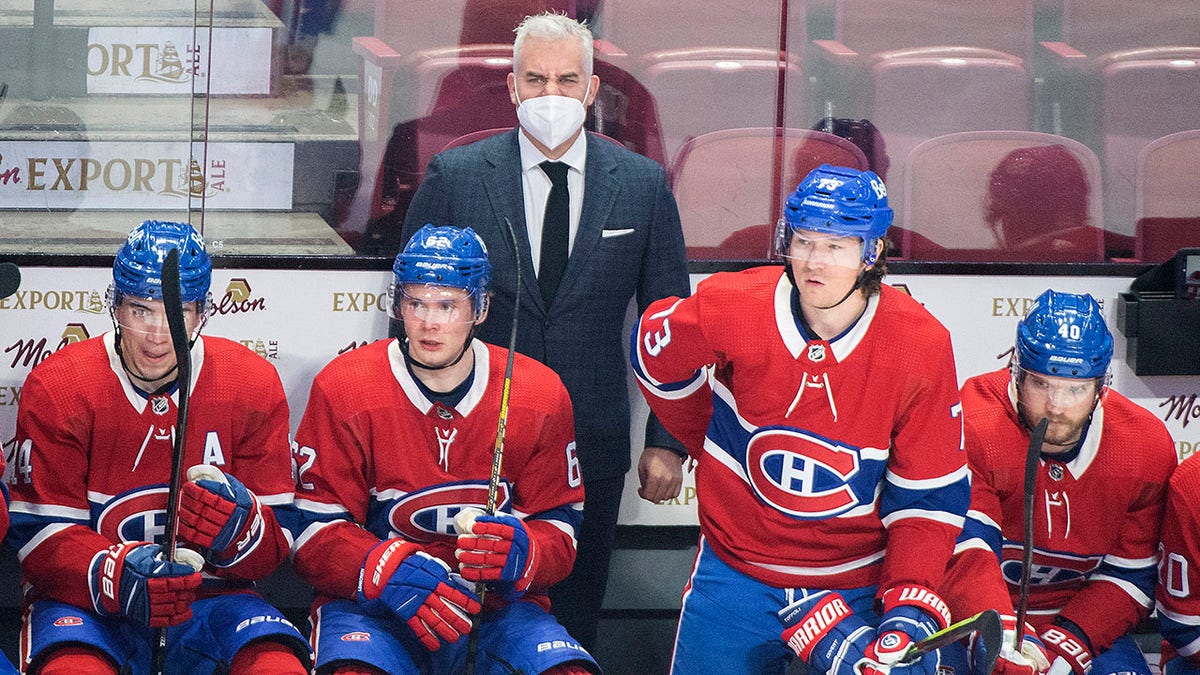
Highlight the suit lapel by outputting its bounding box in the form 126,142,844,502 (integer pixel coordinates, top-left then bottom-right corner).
559,133,619,301
483,131,545,314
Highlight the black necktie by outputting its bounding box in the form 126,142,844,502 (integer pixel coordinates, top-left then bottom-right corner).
539,160,570,307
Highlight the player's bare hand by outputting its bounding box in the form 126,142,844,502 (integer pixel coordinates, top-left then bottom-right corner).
637,446,685,503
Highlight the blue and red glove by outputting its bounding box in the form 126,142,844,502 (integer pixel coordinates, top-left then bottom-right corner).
859,584,952,675
779,591,878,675
1041,621,1093,675
178,465,264,567
89,542,203,628
981,616,1050,675
454,509,536,600
357,538,481,651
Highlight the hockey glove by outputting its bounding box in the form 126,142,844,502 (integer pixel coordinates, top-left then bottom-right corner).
453,508,536,600
357,538,482,651
177,465,265,567
978,616,1050,675
1041,621,1093,675
859,584,952,675
89,542,203,628
779,591,878,675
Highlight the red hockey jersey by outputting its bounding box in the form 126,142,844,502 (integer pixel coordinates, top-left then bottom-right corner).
632,266,969,592
1158,453,1200,666
289,338,584,607
943,368,1177,650
8,332,295,610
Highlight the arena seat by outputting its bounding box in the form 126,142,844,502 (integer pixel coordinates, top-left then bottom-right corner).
669,127,868,259
1099,55,1200,237
1136,129,1200,222
812,0,1035,232
901,130,1105,262
594,0,803,164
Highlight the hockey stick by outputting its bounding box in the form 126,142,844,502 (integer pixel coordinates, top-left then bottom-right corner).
151,248,194,675
463,218,522,675
1014,417,1048,651
899,608,1003,673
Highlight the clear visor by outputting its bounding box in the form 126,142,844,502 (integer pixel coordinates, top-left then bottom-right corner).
773,220,869,270
390,283,482,324
1014,366,1101,408
112,296,205,338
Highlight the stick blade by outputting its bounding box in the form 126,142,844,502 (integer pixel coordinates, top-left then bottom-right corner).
976,609,1004,675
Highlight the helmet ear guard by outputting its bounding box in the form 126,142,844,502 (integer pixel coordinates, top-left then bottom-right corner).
775,164,893,265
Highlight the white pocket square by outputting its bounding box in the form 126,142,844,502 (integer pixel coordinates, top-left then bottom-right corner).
602,228,635,238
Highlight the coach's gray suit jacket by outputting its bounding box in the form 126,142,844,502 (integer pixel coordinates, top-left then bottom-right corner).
400,129,690,481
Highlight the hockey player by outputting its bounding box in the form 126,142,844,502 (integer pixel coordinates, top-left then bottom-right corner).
631,164,971,674
288,225,597,675
7,220,309,674
1157,452,1199,675
939,290,1177,675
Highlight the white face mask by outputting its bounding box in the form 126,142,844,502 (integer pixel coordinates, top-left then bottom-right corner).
515,82,590,151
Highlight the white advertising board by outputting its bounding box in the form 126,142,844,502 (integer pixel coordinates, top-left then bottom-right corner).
0,141,294,210
87,27,274,96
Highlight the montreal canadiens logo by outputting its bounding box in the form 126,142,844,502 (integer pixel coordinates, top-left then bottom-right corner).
53,616,84,627
341,632,371,642
386,482,511,542
999,545,1100,587
94,485,169,544
745,428,862,518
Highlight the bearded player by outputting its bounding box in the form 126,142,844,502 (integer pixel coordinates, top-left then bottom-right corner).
940,290,1177,675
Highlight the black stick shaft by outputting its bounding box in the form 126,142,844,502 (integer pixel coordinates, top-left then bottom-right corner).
1015,417,1048,651
151,248,193,675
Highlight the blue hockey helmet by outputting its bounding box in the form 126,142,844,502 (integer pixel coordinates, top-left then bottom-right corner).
776,164,893,264
1015,289,1112,379
112,220,212,307
393,225,492,316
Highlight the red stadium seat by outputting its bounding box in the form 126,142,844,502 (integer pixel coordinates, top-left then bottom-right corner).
812,0,1035,231
670,128,869,259
1134,218,1200,265
901,130,1105,262
595,0,804,163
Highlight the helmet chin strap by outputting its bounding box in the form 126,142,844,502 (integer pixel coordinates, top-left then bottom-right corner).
784,264,870,312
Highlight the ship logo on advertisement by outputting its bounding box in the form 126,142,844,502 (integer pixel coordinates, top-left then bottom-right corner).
215,278,267,315
386,482,512,542
745,428,864,519
341,632,371,642
53,616,84,627
237,338,280,361
5,323,91,370
88,40,201,84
